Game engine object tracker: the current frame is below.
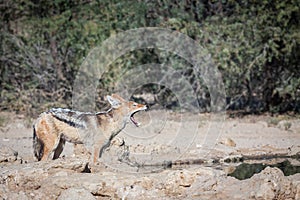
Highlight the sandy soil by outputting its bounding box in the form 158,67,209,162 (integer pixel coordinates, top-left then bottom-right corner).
1,110,299,164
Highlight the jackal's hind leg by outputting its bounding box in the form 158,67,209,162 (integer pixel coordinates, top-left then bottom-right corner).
53,138,66,159
39,134,62,161
33,126,44,161
40,140,56,161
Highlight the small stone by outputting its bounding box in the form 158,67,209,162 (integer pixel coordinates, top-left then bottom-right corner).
220,138,236,147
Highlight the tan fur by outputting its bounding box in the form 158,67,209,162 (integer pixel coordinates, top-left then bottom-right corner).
33,94,147,163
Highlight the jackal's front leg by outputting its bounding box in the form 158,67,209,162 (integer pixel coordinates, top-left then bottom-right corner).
92,137,108,163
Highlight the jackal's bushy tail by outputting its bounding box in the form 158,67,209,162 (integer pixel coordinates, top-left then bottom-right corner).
33,125,43,161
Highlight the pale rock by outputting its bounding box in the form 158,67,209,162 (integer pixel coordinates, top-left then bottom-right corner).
58,188,95,200
0,146,19,163
220,138,236,147
295,183,300,200
164,169,197,196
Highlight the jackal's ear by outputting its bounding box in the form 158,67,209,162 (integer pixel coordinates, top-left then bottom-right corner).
107,95,121,108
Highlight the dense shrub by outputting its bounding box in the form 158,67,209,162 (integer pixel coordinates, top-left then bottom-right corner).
1,0,299,115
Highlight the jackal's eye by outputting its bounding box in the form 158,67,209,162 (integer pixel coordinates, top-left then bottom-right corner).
133,103,138,107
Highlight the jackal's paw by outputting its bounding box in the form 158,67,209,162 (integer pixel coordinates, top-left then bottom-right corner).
111,137,125,147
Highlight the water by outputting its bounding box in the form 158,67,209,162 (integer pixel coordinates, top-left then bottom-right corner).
228,160,300,180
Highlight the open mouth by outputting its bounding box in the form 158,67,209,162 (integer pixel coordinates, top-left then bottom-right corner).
130,107,147,127
130,113,140,127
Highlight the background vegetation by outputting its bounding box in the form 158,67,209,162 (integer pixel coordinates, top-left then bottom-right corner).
1,0,299,116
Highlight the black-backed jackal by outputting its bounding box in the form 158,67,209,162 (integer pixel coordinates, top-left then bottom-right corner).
33,94,147,163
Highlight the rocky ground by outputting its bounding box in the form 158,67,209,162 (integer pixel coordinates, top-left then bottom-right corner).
0,110,299,199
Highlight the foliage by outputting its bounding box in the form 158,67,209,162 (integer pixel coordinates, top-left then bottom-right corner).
0,0,299,115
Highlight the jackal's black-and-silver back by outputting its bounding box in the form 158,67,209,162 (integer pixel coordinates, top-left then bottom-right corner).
47,108,95,129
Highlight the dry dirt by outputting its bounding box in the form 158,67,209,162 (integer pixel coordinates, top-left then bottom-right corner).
0,110,300,199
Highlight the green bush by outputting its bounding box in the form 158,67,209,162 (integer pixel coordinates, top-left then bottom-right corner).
1,0,299,115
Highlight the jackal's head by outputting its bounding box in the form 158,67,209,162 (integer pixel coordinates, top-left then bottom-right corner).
107,94,147,127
